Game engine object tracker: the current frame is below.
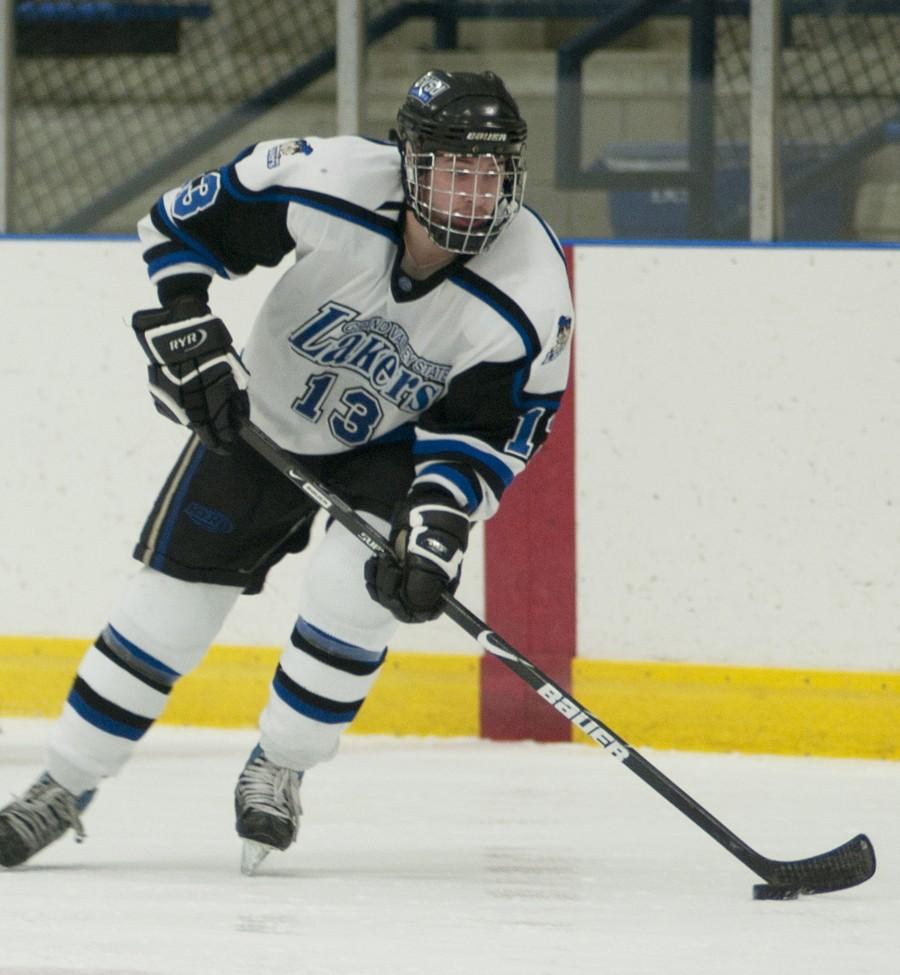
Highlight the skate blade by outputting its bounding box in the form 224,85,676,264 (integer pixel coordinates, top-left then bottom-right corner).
241,839,273,876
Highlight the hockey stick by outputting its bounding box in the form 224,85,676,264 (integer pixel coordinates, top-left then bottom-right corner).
240,420,876,897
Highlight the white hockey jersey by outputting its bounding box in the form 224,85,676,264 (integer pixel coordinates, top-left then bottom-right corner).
138,136,573,520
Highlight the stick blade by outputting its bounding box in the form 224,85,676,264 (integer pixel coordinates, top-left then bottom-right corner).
752,883,800,901
760,833,875,894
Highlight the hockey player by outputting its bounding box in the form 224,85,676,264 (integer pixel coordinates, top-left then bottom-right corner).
0,69,573,873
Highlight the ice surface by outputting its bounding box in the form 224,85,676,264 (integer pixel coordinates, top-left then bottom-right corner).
0,719,897,975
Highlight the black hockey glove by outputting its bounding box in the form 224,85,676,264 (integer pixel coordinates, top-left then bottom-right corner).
132,295,250,454
365,490,470,624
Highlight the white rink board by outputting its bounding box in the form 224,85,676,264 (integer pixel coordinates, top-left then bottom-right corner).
5,238,900,670
574,243,900,670
0,238,484,651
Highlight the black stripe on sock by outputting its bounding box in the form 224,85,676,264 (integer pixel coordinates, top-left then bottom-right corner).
274,665,364,719
71,676,154,733
95,634,172,695
290,627,385,677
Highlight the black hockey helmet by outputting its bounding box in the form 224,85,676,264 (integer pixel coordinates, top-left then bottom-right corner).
394,69,528,254
396,68,528,156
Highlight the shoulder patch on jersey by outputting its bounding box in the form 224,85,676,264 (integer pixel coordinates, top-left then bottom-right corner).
543,315,572,363
267,139,313,169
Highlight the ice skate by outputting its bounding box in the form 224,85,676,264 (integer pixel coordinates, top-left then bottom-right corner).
0,773,95,868
234,744,302,875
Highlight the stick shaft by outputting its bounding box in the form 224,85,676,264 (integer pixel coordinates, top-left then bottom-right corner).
240,421,873,890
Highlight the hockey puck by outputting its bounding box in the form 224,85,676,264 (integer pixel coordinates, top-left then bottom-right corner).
752,884,800,900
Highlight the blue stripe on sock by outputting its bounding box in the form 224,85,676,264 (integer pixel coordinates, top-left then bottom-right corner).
294,617,384,664
107,624,181,679
272,676,362,725
67,691,147,741
290,626,384,677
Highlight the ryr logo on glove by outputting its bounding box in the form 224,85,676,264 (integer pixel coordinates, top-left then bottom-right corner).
166,328,208,355
132,295,250,454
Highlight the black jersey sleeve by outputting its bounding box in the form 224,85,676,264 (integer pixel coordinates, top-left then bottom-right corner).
412,355,566,520
137,143,296,306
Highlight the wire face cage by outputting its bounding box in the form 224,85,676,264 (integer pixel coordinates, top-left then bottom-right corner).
403,147,527,254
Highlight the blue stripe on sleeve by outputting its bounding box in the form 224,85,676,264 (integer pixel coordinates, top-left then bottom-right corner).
414,462,481,511
154,202,229,278
414,438,516,488
147,249,217,277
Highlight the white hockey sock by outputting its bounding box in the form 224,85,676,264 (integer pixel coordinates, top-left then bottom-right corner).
259,617,387,771
259,518,398,771
47,567,240,794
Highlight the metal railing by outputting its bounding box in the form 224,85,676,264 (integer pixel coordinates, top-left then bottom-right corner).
553,0,900,238
5,0,900,236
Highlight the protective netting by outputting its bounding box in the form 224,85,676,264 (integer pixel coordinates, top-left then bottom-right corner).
11,0,400,233
594,3,900,240
715,5,900,194
11,2,900,236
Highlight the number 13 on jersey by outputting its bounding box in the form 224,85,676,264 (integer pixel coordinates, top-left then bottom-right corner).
292,371,384,447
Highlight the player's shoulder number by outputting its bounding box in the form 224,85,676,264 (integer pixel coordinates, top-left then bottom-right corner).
172,172,221,220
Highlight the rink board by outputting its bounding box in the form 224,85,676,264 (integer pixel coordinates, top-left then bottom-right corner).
0,636,479,738
2,239,900,759
2,635,898,759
